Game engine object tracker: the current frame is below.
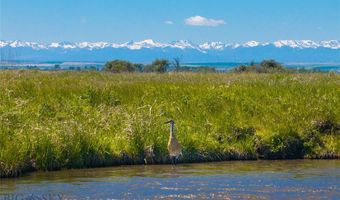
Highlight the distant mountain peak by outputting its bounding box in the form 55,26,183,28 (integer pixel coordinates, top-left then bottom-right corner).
199,42,225,50
243,40,260,47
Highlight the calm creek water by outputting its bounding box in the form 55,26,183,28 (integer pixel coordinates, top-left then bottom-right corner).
0,160,339,199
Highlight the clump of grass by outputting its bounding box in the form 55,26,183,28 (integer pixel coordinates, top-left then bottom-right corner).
255,129,305,159
302,118,340,158
0,71,339,177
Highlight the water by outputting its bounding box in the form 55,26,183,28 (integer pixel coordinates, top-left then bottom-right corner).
0,62,103,71
184,62,340,72
1,160,339,199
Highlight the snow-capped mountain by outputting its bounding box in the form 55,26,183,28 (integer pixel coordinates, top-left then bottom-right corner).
2,39,339,50
273,40,321,49
199,42,225,50
118,39,167,50
1,39,339,62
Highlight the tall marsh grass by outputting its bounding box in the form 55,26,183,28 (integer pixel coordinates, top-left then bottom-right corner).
0,71,339,177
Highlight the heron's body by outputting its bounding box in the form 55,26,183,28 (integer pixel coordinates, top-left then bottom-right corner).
168,135,181,157
166,120,182,164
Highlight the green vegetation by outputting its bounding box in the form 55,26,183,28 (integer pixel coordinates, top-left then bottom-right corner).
234,60,284,73
144,59,170,73
104,59,170,73
103,59,326,74
104,60,142,73
103,58,217,73
0,71,339,177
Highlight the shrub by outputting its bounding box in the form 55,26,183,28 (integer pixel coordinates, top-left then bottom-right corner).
234,65,249,73
103,60,138,73
313,119,340,135
233,59,284,73
255,130,304,159
302,119,340,158
144,59,169,73
231,126,255,140
260,59,284,71
301,130,323,157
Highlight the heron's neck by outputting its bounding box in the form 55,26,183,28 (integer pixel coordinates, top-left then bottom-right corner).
170,123,175,137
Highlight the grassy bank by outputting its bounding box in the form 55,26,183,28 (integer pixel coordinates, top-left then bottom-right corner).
0,71,339,177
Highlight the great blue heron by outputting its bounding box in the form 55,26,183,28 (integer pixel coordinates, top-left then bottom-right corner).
165,120,182,165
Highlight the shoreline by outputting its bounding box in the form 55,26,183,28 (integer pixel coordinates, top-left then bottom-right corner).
2,156,340,179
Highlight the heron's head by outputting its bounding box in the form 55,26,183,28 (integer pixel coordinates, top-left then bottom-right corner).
165,119,175,124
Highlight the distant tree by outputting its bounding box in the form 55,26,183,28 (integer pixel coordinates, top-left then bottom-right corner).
143,64,154,73
53,64,61,70
233,59,285,73
144,59,169,73
260,59,283,70
153,59,169,73
234,65,248,73
103,60,137,73
172,57,182,72
133,63,144,72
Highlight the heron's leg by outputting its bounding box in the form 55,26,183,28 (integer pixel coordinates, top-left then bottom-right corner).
174,157,177,165
171,156,175,165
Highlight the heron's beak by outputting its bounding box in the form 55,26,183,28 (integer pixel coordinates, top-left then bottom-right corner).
164,120,172,124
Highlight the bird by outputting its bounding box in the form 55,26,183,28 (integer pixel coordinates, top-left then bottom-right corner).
165,119,182,165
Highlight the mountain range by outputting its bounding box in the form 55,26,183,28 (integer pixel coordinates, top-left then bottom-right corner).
1,39,339,63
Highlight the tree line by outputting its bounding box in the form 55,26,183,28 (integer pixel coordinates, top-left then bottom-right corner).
103,58,220,73
103,58,304,73
103,59,172,73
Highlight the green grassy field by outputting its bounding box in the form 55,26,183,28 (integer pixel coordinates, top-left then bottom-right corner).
0,70,339,177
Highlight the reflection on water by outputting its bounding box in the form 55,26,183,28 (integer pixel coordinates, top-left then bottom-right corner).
1,160,339,199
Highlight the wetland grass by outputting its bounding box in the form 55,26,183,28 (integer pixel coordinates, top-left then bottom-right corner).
0,71,339,177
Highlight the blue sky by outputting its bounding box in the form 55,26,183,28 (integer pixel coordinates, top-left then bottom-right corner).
1,0,339,43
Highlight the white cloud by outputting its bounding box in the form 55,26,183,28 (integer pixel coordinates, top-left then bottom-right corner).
185,16,225,27
164,20,174,25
